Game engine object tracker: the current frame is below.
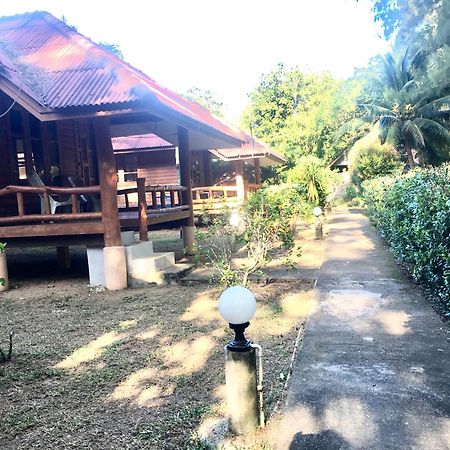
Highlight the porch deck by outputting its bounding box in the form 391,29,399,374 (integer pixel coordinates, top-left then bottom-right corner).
0,182,190,247
192,183,260,216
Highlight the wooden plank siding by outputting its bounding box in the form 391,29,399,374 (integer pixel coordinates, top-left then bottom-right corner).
137,151,178,185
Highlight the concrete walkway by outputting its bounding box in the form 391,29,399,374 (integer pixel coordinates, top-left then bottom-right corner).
277,208,450,450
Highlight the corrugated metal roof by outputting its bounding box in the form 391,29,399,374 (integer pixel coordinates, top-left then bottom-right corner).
112,134,173,151
0,11,245,144
211,138,287,165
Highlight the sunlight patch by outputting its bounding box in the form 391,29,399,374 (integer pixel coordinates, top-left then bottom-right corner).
55,331,126,370
164,335,214,375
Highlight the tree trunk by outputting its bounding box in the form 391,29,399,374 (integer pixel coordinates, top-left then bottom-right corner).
405,145,416,169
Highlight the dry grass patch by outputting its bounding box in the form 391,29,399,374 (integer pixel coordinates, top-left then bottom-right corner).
0,278,313,449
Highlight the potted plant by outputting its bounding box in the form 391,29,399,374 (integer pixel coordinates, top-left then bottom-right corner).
0,243,8,292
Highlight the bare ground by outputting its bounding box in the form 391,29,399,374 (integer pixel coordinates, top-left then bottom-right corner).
0,273,313,449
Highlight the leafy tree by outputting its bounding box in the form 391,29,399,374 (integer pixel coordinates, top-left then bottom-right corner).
242,64,361,165
350,141,402,186
185,87,224,117
370,0,437,40
345,48,450,168
286,156,337,206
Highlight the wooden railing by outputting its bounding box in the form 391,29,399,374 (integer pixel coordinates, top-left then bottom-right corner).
117,180,188,241
191,185,241,216
0,185,102,225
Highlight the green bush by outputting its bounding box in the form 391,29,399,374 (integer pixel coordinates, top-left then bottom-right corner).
287,156,338,206
343,184,359,202
350,143,402,187
363,165,450,312
195,185,309,286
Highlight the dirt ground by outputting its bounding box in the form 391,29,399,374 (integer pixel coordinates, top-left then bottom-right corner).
0,246,314,450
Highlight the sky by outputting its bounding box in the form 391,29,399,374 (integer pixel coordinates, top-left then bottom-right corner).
0,0,388,123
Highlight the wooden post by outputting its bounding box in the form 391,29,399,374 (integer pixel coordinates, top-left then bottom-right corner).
254,158,261,186
93,117,122,248
56,246,71,270
137,177,148,242
93,117,126,291
178,126,195,254
204,151,213,187
21,111,34,176
197,151,206,186
234,160,245,201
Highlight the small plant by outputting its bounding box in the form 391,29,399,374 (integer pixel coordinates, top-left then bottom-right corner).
194,217,244,286
0,331,13,363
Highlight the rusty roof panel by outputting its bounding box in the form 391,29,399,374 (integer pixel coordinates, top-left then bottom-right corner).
0,11,245,146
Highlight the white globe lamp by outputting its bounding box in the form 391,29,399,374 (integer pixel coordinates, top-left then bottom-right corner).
313,206,323,217
218,286,256,351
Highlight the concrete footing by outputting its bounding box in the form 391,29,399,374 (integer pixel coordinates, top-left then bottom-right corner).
104,246,127,290
87,235,177,289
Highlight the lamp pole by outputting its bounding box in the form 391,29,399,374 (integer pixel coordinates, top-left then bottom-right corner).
218,286,261,435
313,206,324,240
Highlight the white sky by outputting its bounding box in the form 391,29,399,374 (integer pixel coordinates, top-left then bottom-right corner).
0,0,388,122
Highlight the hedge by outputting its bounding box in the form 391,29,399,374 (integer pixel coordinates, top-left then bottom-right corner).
363,164,450,313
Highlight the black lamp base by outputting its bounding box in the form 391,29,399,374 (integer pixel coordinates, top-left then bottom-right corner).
227,322,252,352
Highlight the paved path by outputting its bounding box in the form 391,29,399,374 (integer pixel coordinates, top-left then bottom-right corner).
277,208,450,450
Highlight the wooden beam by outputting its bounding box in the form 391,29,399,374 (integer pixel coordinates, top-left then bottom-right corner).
177,126,194,227
93,117,122,247
0,221,105,238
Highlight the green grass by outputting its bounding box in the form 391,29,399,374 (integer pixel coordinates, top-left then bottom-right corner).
2,409,38,434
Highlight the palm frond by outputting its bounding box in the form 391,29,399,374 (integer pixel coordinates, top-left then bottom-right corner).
416,94,450,118
415,118,450,143
402,120,425,148
382,53,401,91
410,49,429,73
379,115,398,144
401,79,416,92
334,118,366,141
359,102,394,117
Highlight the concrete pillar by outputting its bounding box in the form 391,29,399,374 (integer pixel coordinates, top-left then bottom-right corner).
225,346,259,434
104,246,127,290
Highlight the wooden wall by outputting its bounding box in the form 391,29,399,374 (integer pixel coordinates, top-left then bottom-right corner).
0,97,98,217
116,149,178,186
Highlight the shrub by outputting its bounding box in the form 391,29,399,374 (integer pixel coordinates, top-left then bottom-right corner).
363,165,450,313
351,143,402,187
343,184,359,202
287,156,338,206
195,185,308,286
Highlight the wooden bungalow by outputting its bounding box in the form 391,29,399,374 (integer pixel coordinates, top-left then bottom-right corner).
110,133,286,217
0,11,245,289
191,139,286,216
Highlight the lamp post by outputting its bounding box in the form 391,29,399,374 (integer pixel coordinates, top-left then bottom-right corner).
313,206,324,240
218,286,262,434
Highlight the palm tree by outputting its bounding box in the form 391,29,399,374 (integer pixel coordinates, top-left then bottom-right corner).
348,49,450,168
